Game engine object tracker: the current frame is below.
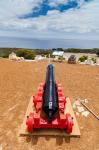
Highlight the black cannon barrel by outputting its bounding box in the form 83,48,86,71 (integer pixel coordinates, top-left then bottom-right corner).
42,64,58,123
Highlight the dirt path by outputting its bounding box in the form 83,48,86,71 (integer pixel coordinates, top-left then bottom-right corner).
0,59,99,150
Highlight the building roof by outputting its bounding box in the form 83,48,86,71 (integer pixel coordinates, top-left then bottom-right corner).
52,51,64,56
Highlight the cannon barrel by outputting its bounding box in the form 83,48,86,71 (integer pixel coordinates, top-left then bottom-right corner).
42,64,58,123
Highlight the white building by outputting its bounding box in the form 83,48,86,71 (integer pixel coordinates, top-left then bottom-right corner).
52,51,64,61
52,51,64,57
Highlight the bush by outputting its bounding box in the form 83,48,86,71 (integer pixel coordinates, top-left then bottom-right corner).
58,56,65,62
91,57,96,63
16,49,36,60
46,53,53,58
96,50,99,57
0,48,36,59
78,55,88,62
0,49,13,58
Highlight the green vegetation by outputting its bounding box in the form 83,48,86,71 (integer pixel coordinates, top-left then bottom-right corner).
52,48,99,55
58,55,65,62
46,53,53,58
0,48,53,59
0,48,16,58
78,55,88,62
96,50,99,57
78,55,97,63
16,49,36,60
0,48,36,59
91,57,96,63
65,48,98,53
52,48,64,51
0,47,99,60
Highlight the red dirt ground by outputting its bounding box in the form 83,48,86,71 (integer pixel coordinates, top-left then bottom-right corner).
0,59,99,150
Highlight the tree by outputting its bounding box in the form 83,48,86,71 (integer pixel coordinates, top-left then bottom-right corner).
91,57,96,63
52,48,57,51
16,49,36,60
96,50,99,57
78,55,88,62
57,48,63,51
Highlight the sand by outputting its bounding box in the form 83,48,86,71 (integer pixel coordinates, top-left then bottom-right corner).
0,59,99,150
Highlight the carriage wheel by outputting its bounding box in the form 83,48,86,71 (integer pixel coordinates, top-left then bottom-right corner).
26,114,34,133
66,114,73,134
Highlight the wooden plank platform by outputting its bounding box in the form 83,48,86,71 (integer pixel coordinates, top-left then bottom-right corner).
19,97,80,137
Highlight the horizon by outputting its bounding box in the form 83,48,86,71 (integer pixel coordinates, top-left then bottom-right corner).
0,36,99,49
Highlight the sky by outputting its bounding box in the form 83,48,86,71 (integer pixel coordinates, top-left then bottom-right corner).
0,0,99,48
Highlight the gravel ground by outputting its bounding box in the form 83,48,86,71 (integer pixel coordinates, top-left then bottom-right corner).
0,59,99,150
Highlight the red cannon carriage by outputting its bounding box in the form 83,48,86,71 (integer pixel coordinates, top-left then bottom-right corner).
26,64,73,134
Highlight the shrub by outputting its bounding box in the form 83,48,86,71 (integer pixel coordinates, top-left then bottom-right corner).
0,49,13,58
91,57,96,63
58,56,65,62
16,49,36,60
78,55,88,62
96,50,99,57
46,53,53,58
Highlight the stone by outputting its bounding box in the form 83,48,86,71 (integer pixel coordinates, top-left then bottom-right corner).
81,111,90,117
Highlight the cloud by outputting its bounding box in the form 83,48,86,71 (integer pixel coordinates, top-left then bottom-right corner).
48,0,68,7
0,0,99,39
48,0,88,8
46,1,99,34
0,0,43,20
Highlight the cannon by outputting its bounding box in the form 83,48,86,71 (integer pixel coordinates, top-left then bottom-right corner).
26,64,73,133
42,64,58,122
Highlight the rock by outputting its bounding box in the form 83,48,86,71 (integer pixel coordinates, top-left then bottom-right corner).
75,100,81,106
73,100,81,109
77,106,84,113
84,99,88,103
76,112,80,116
73,103,76,109
0,144,2,150
81,111,90,117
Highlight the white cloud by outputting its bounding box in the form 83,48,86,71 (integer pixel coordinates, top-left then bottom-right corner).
46,2,99,34
0,0,99,39
0,0,43,20
48,0,86,7
48,0,68,7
